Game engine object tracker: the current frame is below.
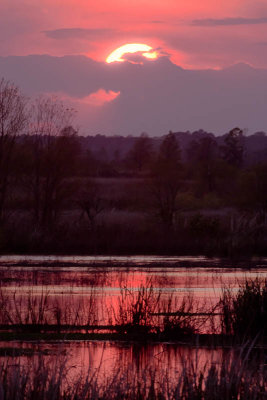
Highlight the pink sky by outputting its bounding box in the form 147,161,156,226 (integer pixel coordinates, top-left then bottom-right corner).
1,0,267,69
2,1,267,135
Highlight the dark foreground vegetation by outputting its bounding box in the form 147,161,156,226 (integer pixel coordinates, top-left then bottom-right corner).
0,78,267,255
1,347,266,400
1,278,266,399
1,279,266,345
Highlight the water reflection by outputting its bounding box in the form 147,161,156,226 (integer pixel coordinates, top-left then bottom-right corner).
1,256,267,393
0,340,228,380
1,259,267,332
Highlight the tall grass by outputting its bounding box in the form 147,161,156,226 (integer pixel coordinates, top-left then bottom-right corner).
0,344,266,399
1,279,267,342
161,294,199,338
111,283,162,335
0,287,98,329
220,279,267,340
0,283,204,338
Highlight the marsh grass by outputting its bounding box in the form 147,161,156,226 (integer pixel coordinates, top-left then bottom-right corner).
0,286,98,330
161,294,200,338
0,343,266,400
111,282,162,335
0,282,207,340
220,278,267,341
1,279,267,342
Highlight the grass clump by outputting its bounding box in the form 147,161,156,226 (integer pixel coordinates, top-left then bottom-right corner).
220,279,267,340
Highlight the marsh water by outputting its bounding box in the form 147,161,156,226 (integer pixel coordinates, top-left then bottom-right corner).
1,255,267,380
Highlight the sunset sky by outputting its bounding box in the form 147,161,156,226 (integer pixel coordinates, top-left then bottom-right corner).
1,0,267,135
2,0,267,68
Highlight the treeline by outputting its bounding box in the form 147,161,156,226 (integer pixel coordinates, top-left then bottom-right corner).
0,78,267,255
77,129,267,168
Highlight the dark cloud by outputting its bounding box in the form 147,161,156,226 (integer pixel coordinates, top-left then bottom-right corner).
191,17,267,27
44,28,116,40
122,53,149,63
1,55,267,135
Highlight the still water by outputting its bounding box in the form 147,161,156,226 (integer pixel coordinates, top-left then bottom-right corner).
0,255,266,379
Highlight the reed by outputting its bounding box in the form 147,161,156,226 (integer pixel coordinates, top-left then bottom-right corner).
1,279,267,342
0,286,98,329
0,343,266,399
220,278,267,341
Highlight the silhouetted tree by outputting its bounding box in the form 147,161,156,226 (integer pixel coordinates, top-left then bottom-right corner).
187,136,218,192
222,127,244,167
0,79,28,221
151,132,181,228
127,133,153,171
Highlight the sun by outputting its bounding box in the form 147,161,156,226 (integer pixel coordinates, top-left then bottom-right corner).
106,43,158,63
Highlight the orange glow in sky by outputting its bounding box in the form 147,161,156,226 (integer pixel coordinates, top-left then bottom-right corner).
106,43,158,63
1,0,267,70
84,89,120,106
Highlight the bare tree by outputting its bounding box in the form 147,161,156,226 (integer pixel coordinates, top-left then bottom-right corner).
26,96,78,228
0,79,28,221
221,127,244,167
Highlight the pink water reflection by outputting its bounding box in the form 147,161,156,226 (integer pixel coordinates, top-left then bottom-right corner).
0,340,228,383
1,260,267,332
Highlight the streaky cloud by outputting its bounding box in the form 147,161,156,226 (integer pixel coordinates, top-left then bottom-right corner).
192,17,267,27
44,28,116,40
